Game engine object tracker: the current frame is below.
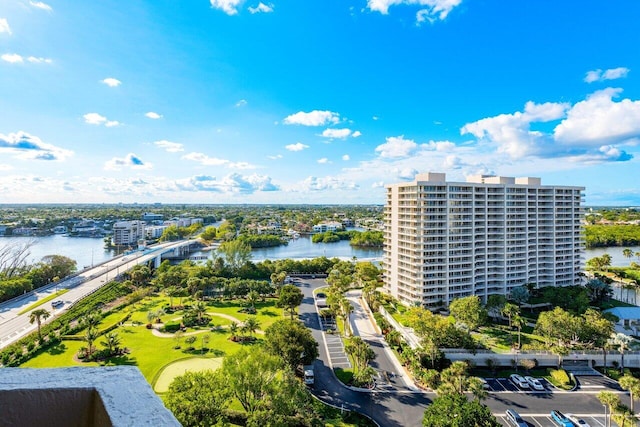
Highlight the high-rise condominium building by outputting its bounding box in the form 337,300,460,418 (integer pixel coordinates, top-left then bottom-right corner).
383,172,584,308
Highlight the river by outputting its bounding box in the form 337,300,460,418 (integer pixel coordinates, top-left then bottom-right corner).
1,235,638,270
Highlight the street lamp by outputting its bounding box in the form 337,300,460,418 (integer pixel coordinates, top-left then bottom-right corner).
603,403,609,427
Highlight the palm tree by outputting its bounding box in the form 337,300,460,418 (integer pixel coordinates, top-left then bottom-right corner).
623,248,633,263
613,333,633,372
502,302,519,328
467,376,488,401
619,374,640,412
29,308,50,341
246,290,259,311
100,332,121,357
82,310,102,330
512,313,526,349
193,301,207,322
228,322,239,340
598,391,621,427
243,316,260,338
339,298,353,337
84,327,100,359
437,361,468,395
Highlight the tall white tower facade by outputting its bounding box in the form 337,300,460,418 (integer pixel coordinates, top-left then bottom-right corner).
383,172,584,308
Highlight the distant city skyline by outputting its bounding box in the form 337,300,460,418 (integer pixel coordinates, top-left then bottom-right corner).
1,1,639,205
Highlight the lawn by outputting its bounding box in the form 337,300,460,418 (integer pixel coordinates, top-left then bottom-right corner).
206,299,283,330
474,325,546,353
20,295,266,384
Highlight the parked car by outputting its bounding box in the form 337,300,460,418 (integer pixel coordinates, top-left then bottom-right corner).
525,375,545,391
479,378,490,390
551,410,574,427
505,409,528,427
51,300,64,308
566,413,591,427
509,373,530,389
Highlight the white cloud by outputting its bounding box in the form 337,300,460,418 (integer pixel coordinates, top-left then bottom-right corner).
371,181,384,188
299,176,359,192
235,99,247,107
210,0,243,15
102,77,121,87
29,1,53,11
0,19,12,35
0,131,73,161
396,167,418,180
175,173,279,193
554,88,640,146
461,101,570,158
584,67,630,83
2,53,23,63
283,110,340,126
154,140,184,152
317,157,330,164
285,142,309,151
2,53,52,64
321,128,352,139
104,153,152,171
268,154,283,160
442,154,463,169
248,2,273,13
83,113,120,127
342,154,350,161
368,0,462,22
603,67,630,80
145,112,162,119
182,152,257,169
27,56,52,64
182,152,229,166
375,135,418,158
352,130,362,138
372,116,379,120
567,145,632,164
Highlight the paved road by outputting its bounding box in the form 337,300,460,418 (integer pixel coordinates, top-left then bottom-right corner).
296,278,633,427
0,240,192,349
298,279,430,427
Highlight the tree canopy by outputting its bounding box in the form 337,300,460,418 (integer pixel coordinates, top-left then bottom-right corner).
263,319,319,371
422,393,500,427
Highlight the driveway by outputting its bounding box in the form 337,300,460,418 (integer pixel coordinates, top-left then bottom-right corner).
297,279,430,427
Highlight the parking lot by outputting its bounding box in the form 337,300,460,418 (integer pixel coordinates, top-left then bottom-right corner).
485,377,554,393
496,412,607,427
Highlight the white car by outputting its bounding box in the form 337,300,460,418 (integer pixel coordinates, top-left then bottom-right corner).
566,414,591,427
509,374,530,389
524,376,545,391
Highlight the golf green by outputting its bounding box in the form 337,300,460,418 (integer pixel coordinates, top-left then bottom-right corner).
154,357,223,393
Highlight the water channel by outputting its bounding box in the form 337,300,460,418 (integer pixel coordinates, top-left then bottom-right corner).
2,236,639,303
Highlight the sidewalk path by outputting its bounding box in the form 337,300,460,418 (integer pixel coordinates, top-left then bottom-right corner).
346,290,418,391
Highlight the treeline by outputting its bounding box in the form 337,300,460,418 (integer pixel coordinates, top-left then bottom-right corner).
584,224,640,248
0,253,77,303
237,234,286,248
311,230,383,247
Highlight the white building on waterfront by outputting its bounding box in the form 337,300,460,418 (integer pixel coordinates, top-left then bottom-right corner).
112,220,145,246
383,172,584,308
312,221,343,233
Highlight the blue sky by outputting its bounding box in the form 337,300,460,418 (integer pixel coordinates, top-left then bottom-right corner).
1,0,639,205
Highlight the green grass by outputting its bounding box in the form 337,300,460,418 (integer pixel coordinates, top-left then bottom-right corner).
206,299,284,330
20,296,259,384
154,357,223,393
18,289,69,315
474,325,546,353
